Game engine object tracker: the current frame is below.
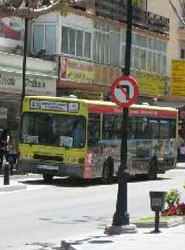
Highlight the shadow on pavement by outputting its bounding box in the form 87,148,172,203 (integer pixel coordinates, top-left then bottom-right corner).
18,173,170,188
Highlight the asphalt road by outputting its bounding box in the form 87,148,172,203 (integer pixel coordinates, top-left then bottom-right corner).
0,165,185,249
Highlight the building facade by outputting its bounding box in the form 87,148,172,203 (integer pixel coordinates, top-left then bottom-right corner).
31,1,170,103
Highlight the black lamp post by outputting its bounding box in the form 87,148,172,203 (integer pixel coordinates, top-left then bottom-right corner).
20,13,28,132
105,0,137,234
112,0,133,227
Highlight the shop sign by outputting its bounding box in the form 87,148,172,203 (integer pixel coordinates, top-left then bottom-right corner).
60,58,94,84
170,60,185,96
0,72,56,96
135,71,165,97
94,64,121,86
0,107,7,119
75,89,102,100
0,17,24,42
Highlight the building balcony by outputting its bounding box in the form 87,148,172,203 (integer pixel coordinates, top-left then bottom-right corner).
72,0,169,36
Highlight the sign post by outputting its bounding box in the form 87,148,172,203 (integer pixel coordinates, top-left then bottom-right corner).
105,0,138,235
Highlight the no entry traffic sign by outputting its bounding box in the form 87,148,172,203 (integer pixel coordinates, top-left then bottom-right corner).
111,75,139,108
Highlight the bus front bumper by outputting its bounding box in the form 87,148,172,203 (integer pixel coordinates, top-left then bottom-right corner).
18,159,84,178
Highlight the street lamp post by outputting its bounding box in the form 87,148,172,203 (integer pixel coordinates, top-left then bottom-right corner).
20,16,28,132
112,0,133,227
105,0,137,234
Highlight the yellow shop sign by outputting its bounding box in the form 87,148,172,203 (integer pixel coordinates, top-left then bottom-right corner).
60,58,94,84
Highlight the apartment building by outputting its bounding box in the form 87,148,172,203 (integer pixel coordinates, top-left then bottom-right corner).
30,0,169,101
147,0,185,103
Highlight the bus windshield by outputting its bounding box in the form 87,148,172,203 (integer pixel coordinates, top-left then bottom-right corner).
21,112,86,148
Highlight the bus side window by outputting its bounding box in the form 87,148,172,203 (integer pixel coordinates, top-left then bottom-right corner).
88,113,100,146
114,115,122,139
128,117,137,139
170,120,176,138
159,119,169,139
135,117,148,139
148,119,159,139
103,114,117,139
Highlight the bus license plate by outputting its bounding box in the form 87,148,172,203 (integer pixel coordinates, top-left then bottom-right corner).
37,165,59,170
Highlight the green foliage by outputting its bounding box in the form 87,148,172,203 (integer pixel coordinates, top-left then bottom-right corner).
60,3,69,17
165,189,180,207
132,0,142,5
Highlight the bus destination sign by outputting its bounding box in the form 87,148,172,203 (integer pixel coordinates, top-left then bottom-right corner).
30,99,79,112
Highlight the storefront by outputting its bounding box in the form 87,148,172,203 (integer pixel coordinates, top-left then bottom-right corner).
58,57,121,99
0,66,57,147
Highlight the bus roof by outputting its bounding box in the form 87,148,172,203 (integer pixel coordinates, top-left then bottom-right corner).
25,96,178,113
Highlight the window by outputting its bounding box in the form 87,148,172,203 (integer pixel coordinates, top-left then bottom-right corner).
136,117,148,139
88,113,100,145
109,31,120,66
103,114,122,139
162,55,167,74
170,120,176,138
69,28,75,55
152,52,157,72
61,26,92,59
156,53,161,73
103,114,115,139
93,31,110,64
84,32,91,58
76,30,83,57
45,25,56,54
128,117,137,139
33,24,56,54
125,33,168,74
22,113,86,148
159,119,169,139
140,50,146,70
61,26,68,54
147,51,153,72
33,25,44,53
148,119,159,139
133,48,140,69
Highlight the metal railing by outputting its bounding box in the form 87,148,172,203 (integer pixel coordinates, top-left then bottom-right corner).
72,0,169,36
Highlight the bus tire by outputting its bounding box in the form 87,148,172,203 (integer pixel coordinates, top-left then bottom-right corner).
43,174,53,184
148,159,157,180
102,159,114,184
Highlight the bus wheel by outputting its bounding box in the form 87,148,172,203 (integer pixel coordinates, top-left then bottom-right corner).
102,159,114,184
43,174,53,184
148,159,157,180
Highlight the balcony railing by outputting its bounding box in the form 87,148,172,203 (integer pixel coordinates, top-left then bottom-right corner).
95,0,169,35
72,0,169,36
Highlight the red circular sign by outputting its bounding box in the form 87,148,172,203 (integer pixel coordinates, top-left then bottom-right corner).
111,75,139,108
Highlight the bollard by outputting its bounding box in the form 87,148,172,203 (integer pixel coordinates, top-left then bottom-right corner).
4,162,10,185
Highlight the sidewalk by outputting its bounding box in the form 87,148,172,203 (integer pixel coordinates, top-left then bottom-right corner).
60,223,185,250
0,173,42,192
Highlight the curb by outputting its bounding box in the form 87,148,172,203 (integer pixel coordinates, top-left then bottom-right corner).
131,216,185,228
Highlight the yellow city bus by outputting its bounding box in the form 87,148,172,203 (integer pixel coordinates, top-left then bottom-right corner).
18,96,178,183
